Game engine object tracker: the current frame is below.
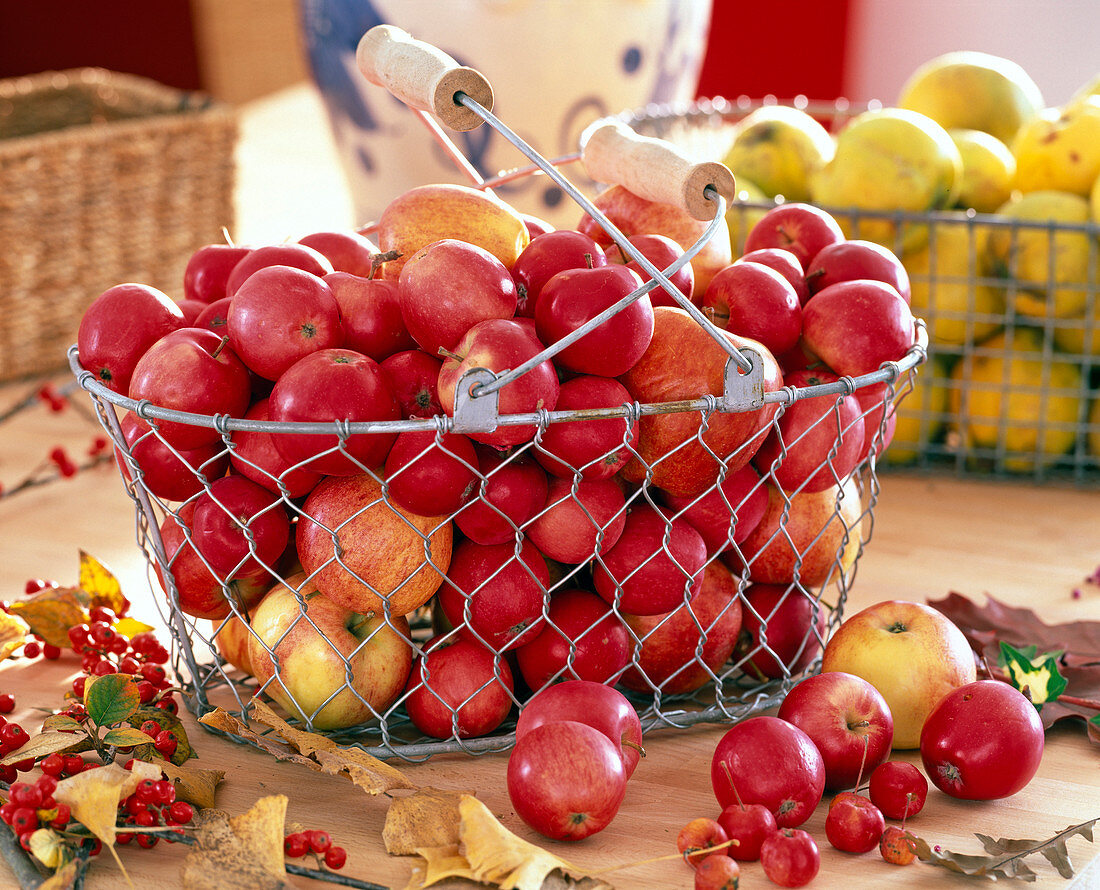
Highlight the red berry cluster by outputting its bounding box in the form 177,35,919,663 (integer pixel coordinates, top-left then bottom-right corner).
0,774,77,852
116,777,193,849
284,829,347,870
66,617,175,714
0,710,32,783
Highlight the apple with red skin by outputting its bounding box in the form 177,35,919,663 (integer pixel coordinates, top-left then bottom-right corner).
743,202,844,270
535,263,653,377
695,854,741,889
526,476,627,564
805,239,911,303
183,244,252,303
437,318,560,449
403,633,515,739
228,398,323,499
379,349,443,419
175,299,206,326
658,463,768,557
455,447,548,545
920,679,1044,800
191,475,291,576
128,328,252,451
869,761,927,820
703,261,803,357
711,715,826,827
298,229,378,276
737,583,828,681
521,213,555,239
119,413,229,502
618,561,743,696
825,793,885,854
619,307,782,498
753,368,866,493
247,572,413,729
514,679,643,777
735,247,809,305
399,238,518,358
592,503,707,616
507,719,627,841
269,348,400,475
854,381,898,461
436,538,549,652
225,242,334,295
717,801,778,862
801,279,916,378
607,233,696,307
227,264,344,380
78,283,186,394
534,375,639,480
677,818,730,867
761,829,820,887
325,271,417,362
384,430,480,517
193,297,232,335
514,588,630,689
777,671,894,790
511,229,606,318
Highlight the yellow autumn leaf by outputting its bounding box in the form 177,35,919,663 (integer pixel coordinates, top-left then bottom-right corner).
29,827,70,869
180,795,291,890
160,760,226,810
78,550,128,615
383,787,466,855
199,708,321,772
37,859,80,890
8,587,86,648
0,610,29,661
53,759,162,847
113,617,155,639
409,844,477,889
0,730,87,766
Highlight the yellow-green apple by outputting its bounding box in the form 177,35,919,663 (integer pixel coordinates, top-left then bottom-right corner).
577,185,733,291
437,318,560,449
657,464,768,557
776,671,894,790
736,582,827,680
455,447,548,546
78,283,186,394
804,239,911,303
525,475,626,564
376,183,530,280
247,572,413,730
821,600,978,749
703,261,803,358
120,412,229,503
619,307,782,498
296,473,452,617
212,611,257,676
183,244,252,304
619,560,743,695
730,476,863,587
225,242,334,296
511,229,607,318
398,238,518,357
324,271,416,362
298,229,378,276
743,203,845,270
533,375,639,480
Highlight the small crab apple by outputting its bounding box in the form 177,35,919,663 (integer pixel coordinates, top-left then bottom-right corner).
717,799,777,862
694,852,741,890
869,760,928,821
760,828,820,888
824,794,885,854
879,826,916,866
678,817,730,867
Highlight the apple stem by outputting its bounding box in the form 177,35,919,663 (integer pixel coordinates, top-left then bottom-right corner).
720,760,746,810
437,347,463,363
584,252,596,270
621,739,646,758
370,249,402,279
211,335,230,361
852,733,870,791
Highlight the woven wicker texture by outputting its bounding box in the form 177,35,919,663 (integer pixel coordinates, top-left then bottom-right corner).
0,67,237,382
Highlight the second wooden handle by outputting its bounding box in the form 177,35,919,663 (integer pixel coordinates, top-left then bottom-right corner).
356,24,494,131
582,120,737,220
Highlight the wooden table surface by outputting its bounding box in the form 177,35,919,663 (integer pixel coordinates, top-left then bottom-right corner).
2,84,1100,889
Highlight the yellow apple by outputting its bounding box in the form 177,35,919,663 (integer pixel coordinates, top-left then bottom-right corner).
1012,97,1100,196
213,612,257,677
821,600,977,749
722,105,835,203
947,128,1015,213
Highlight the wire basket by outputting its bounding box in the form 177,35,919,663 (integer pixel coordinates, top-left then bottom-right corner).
71,32,925,761
624,96,1100,486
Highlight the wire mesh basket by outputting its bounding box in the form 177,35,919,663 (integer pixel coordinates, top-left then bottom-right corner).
71,31,925,761
625,96,1100,486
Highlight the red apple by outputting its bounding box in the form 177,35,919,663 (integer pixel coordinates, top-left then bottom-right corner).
607,233,696,307
535,263,653,377
805,239,911,303
119,413,229,502
511,229,606,318
175,299,206,326
78,283,186,394
525,476,626,565
735,248,809,305
225,242,334,295
227,264,344,380
853,381,898,461
191,475,291,576
619,561,743,695
753,368,866,493
437,318,560,449
193,297,232,335
521,213,555,239
825,795,886,855
515,679,643,777
268,348,400,475
379,349,444,419
514,588,630,689
384,430,480,517
736,583,828,681
437,538,549,651
777,671,895,790
325,271,416,362
717,801,778,862
298,229,378,276
743,203,845,270
591,503,707,616
183,244,252,304
455,447,548,545
657,464,768,556
534,375,639,480
703,260,803,357
228,398,323,499
800,279,916,378
128,328,252,450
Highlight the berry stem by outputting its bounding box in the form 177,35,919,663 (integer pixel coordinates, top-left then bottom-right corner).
0,820,45,890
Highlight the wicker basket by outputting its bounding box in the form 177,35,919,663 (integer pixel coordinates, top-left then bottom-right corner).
0,67,237,383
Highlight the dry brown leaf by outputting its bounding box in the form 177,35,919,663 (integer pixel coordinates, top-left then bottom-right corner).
0,730,87,766
8,586,87,648
199,707,320,771
38,859,80,890
160,760,226,809
0,610,29,662
384,788,467,855
53,759,162,848
248,698,417,794
181,795,292,890
410,844,479,889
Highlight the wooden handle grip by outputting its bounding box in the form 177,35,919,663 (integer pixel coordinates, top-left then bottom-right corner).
355,24,494,132
581,120,737,220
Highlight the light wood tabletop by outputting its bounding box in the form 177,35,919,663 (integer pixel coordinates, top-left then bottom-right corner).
2,83,1099,889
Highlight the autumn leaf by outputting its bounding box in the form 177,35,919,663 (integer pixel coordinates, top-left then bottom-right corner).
180,795,292,890
113,617,155,639
103,727,160,748
199,708,321,771
383,787,467,855
54,759,162,847
999,641,1068,707
84,673,141,728
0,730,88,766
41,714,85,734
160,760,225,809
8,586,87,648
128,704,194,765
78,550,129,616
0,610,29,662
409,844,478,887
29,827,70,869
38,858,80,890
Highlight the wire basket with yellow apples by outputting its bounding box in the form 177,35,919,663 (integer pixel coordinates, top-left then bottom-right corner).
625,92,1100,486
70,28,925,761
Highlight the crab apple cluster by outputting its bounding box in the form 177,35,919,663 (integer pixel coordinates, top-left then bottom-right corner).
66,621,174,711
283,828,348,870
0,774,77,852
115,777,193,849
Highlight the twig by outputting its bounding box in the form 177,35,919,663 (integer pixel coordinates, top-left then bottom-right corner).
285,862,390,889
0,821,45,890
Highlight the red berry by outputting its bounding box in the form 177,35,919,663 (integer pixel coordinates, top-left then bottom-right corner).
154,731,178,757
136,681,157,703
50,804,71,829
0,694,15,713
141,664,167,686
11,783,41,808
24,579,47,594
308,830,332,854
68,624,91,651
119,655,142,675
147,646,170,666
13,757,35,773
324,846,348,870
92,661,116,677
80,653,102,674
42,644,62,660
40,753,65,777
0,802,16,824
284,833,308,858
63,755,85,776
35,775,58,797
136,779,160,803
71,676,87,698
140,720,161,738
117,832,134,845
109,636,129,655
81,761,101,772
156,698,179,715
10,807,37,833
155,780,176,806
21,641,41,659
0,765,15,785
0,723,29,753
136,834,158,849
168,801,194,824
65,702,86,720
88,606,115,625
